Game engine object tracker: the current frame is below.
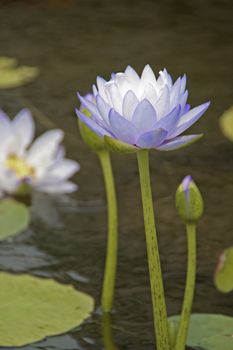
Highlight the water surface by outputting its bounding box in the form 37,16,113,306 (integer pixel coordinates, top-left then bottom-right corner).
0,0,232,349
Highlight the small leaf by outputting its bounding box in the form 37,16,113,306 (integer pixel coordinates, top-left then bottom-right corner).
215,247,233,293
104,135,138,153
0,199,30,240
0,273,94,347
0,56,39,89
219,106,233,142
170,314,233,350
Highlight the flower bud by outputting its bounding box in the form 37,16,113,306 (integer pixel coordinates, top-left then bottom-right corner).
78,93,105,152
175,175,204,223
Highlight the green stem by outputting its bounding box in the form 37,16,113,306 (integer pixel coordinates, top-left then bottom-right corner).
98,150,118,313
175,223,196,350
137,150,170,350
102,313,118,350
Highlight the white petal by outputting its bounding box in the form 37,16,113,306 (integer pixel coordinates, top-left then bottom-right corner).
141,83,157,106
0,168,21,194
97,76,108,101
105,83,123,114
124,66,140,86
13,109,35,154
154,85,170,119
45,159,80,182
141,64,156,85
26,129,64,169
37,181,78,194
122,90,139,120
170,78,181,107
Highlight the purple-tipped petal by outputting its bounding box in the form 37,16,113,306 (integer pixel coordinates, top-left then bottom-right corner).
169,102,210,138
75,109,111,137
179,90,189,113
154,105,181,133
136,128,167,148
0,110,10,122
78,93,99,116
122,90,139,120
183,104,191,113
180,74,187,94
132,99,157,133
182,175,193,193
170,77,181,105
156,134,203,151
108,109,139,144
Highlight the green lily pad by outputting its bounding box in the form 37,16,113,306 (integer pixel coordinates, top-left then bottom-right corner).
0,56,39,89
0,273,94,347
0,198,30,240
219,106,233,142
170,314,233,350
215,247,233,293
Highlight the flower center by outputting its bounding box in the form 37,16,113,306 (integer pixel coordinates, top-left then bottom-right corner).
5,155,35,178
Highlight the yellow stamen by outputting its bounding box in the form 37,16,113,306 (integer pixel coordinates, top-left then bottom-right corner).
5,155,35,178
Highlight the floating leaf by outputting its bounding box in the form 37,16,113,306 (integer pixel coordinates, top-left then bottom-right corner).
215,247,233,293
219,106,233,142
0,273,94,347
0,198,30,240
170,314,233,350
0,56,39,89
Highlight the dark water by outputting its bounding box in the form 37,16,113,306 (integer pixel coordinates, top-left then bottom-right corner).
0,0,233,349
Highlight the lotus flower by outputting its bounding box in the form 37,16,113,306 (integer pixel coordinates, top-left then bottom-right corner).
76,65,210,150
0,109,80,197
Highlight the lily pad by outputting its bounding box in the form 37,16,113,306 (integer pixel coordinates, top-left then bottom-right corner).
0,199,30,240
0,273,94,347
0,56,39,89
170,314,233,350
215,246,233,293
219,106,233,142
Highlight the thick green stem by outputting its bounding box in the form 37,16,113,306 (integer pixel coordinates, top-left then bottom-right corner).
102,313,118,350
175,223,196,350
98,150,118,313
137,150,170,350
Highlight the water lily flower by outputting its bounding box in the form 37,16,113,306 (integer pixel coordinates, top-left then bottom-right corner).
0,109,80,197
76,65,210,150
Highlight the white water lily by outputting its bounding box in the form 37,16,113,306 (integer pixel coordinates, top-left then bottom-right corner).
0,109,80,197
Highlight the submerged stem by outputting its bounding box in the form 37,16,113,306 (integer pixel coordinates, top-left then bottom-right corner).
98,150,118,313
102,313,118,350
137,150,170,350
175,223,196,350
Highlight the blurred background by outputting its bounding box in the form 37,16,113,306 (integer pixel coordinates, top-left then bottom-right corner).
0,0,232,349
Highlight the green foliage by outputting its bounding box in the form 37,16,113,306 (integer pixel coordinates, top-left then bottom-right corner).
219,106,233,142
215,246,233,293
0,198,30,240
0,56,39,89
170,313,233,350
176,179,204,223
0,273,94,347
104,135,138,153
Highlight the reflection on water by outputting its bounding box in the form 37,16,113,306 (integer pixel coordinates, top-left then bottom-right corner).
0,0,232,349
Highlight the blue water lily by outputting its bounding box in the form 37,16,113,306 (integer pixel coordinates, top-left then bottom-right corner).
76,65,210,150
